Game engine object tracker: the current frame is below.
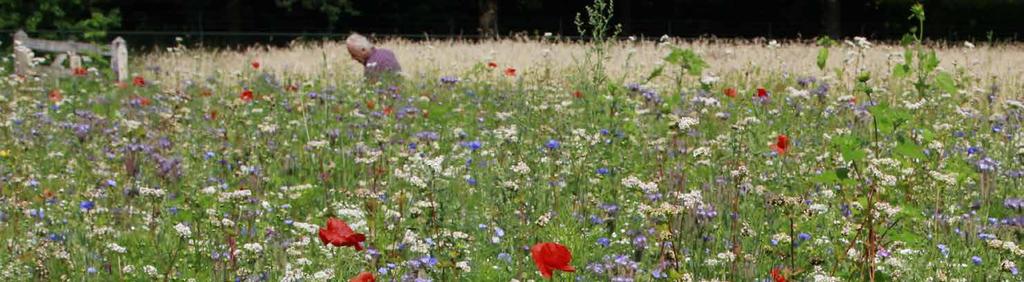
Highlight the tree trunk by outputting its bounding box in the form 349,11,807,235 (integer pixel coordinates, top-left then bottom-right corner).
823,0,841,38
479,0,498,38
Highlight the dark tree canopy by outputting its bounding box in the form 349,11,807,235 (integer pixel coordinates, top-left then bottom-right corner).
5,0,1023,46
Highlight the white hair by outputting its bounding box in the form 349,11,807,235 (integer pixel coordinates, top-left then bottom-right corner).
346,33,373,52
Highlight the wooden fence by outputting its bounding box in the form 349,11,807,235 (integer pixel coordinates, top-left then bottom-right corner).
12,30,128,81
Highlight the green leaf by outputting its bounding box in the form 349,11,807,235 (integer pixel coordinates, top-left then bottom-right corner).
813,170,840,184
892,64,910,78
663,47,707,76
895,142,925,159
816,47,829,71
645,65,664,83
832,136,866,162
934,71,957,94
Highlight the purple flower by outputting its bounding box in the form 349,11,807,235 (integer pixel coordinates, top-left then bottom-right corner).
972,256,982,265
977,157,999,172
597,237,610,247
415,131,440,141
596,167,610,175
440,76,459,84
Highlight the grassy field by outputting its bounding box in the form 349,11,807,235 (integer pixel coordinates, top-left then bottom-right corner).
2,37,1024,281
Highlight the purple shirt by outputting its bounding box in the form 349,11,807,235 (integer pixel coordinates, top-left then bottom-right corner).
364,48,401,79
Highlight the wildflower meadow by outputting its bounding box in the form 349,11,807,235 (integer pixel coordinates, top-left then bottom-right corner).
4,4,1024,282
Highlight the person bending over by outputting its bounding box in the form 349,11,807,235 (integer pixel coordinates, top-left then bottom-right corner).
345,33,401,83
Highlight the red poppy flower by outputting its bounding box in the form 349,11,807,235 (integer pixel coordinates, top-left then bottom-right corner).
366,100,376,110
133,76,146,87
136,96,151,107
756,87,768,98
349,272,375,282
208,110,218,120
318,217,366,251
251,61,260,69
530,242,575,278
724,87,737,98
504,67,517,77
72,67,87,76
572,90,583,99
487,62,498,68
240,89,254,102
771,267,786,282
383,106,393,116
770,134,790,155
48,89,63,103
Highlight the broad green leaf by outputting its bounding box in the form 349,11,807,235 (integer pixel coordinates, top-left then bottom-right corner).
895,142,925,159
893,64,910,78
934,71,957,94
832,136,867,162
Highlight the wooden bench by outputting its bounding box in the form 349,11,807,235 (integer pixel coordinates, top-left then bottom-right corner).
12,30,128,81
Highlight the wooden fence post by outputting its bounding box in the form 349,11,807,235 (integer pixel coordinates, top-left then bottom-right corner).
111,37,128,82
13,30,31,76
13,44,32,76
69,52,82,73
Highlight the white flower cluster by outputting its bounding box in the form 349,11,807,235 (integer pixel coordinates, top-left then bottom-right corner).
218,189,252,202
107,243,127,254
174,223,191,238
673,116,700,131
138,187,166,197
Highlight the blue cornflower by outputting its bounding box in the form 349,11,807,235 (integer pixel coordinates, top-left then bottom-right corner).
967,147,980,155
79,200,95,211
105,179,117,187
596,167,610,175
972,256,982,265
797,233,811,241
87,267,97,274
466,177,477,186
597,237,610,247
462,140,482,151
419,255,438,268
546,139,561,150
938,244,949,257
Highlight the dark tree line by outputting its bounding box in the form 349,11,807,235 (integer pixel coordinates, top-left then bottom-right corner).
3,0,1023,45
